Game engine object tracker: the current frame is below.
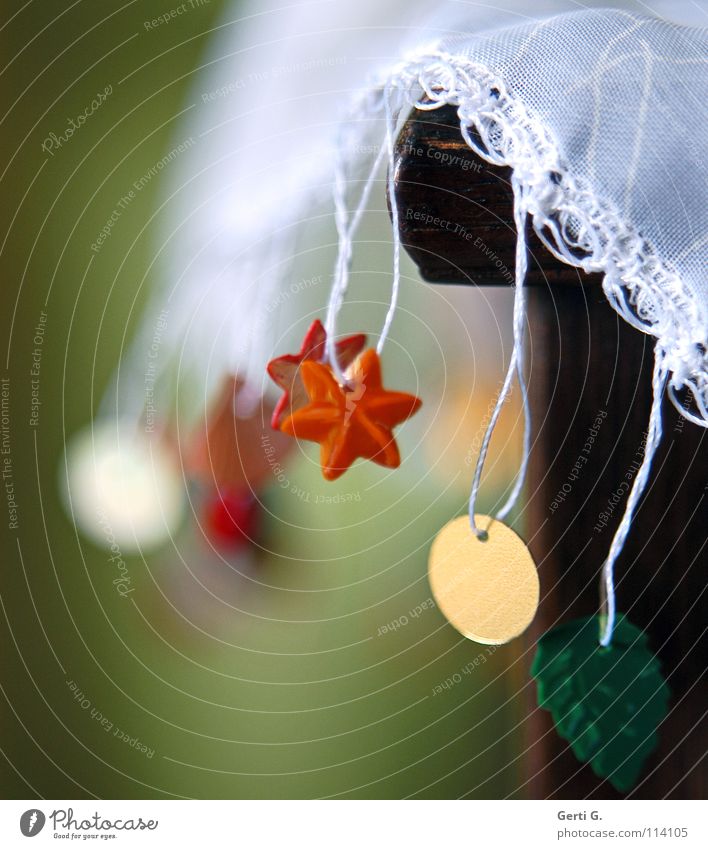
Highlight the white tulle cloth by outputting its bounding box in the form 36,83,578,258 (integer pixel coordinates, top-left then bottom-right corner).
355,7,706,424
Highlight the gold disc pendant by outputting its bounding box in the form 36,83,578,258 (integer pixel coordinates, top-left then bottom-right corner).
428,514,539,645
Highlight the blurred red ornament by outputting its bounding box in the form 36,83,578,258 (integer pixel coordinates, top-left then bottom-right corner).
266,319,366,429
186,375,293,492
203,488,260,549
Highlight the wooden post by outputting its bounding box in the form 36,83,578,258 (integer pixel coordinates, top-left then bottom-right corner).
392,105,707,799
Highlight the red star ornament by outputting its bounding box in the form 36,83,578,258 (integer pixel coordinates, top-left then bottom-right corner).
266,319,366,429
280,348,422,481
185,374,293,492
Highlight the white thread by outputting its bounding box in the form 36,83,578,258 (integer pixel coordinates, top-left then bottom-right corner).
325,125,388,384
377,84,402,356
324,156,356,385
468,176,531,536
497,178,532,522
599,353,668,647
325,85,409,378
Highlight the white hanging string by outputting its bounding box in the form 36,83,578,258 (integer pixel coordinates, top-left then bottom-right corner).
377,83,402,356
468,175,532,536
325,118,388,384
497,180,533,522
599,353,668,647
325,84,406,380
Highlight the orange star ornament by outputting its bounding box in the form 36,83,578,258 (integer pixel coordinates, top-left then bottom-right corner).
280,349,422,480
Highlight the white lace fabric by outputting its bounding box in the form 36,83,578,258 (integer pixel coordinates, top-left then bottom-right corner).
375,8,707,425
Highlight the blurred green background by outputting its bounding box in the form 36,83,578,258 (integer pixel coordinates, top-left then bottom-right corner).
0,0,527,799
